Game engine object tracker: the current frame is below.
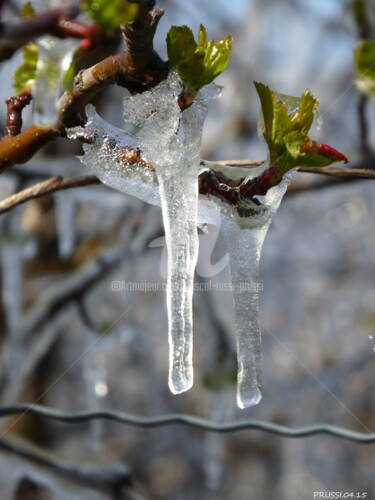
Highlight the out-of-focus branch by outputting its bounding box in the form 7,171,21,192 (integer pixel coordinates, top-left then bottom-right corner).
358,94,371,157
0,175,99,215
0,4,86,62
0,433,134,494
0,206,160,405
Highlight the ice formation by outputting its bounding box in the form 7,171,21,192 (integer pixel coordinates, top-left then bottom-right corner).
68,72,293,407
69,72,220,395
199,163,292,408
32,1,78,127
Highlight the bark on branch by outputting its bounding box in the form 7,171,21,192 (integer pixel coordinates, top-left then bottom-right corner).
0,0,168,172
1,162,374,216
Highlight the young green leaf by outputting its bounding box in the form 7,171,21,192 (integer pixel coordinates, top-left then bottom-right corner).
21,1,35,18
166,26,197,69
354,40,375,99
81,0,138,32
254,82,348,175
13,43,39,95
167,24,233,106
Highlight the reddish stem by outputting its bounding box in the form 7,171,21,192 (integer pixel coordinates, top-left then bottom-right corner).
4,90,33,137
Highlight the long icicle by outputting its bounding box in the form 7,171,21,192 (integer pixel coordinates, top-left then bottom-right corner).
221,218,269,408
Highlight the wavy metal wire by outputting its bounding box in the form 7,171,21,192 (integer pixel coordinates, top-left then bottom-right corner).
0,404,374,443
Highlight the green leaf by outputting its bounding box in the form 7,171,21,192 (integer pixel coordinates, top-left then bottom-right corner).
254,82,348,174
291,89,319,133
166,24,233,103
81,0,138,31
21,1,35,18
354,40,375,99
13,43,39,95
167,25,197,69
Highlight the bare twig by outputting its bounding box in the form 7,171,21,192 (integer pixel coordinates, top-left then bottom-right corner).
0,207,160,405
2,161,375,216
0,433,140,499
0,4,87,62
0,175,99,214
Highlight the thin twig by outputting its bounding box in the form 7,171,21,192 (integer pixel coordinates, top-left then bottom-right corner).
2,162,375,216
0,175,99,215
0,4,82,62
298,166,375,178
0,433,134,494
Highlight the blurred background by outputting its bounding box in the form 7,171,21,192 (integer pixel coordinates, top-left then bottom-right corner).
0,0,375,498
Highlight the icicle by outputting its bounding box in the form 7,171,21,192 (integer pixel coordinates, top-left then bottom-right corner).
32,1,78,128
220,219,266,407
68,72,220,395
200,162,293,408
127,75,220,394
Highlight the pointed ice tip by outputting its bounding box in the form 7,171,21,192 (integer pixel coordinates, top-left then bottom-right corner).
168,375,194,395
237,387,262,409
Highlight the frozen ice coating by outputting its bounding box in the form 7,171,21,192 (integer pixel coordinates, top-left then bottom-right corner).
129,74,220,394
68,105,160,206
32,0,78,127
33,36,77,128
68,70,293,407
202,164,292,408
69,72,220,395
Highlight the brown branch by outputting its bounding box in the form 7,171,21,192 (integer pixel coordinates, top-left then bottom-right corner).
57,2,167,123
0,125,62,172
298,166,375,178
0,175,100,215
3,161,374,216
209,159,375,178
0,0,168,172
0,4,82,62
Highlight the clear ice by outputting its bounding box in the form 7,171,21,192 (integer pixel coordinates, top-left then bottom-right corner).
200,162,293,408
68,71,295,407
68,72,220,395
32,1,78,127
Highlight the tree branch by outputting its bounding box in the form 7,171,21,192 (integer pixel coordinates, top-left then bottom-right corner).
0,175,99,215
0,0,168,172
2,161,375,216
0,4,85,62
0,433,138,498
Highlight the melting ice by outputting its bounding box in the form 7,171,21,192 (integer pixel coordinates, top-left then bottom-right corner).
68,72,293,408
69,72,220,395
32,1,78,127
